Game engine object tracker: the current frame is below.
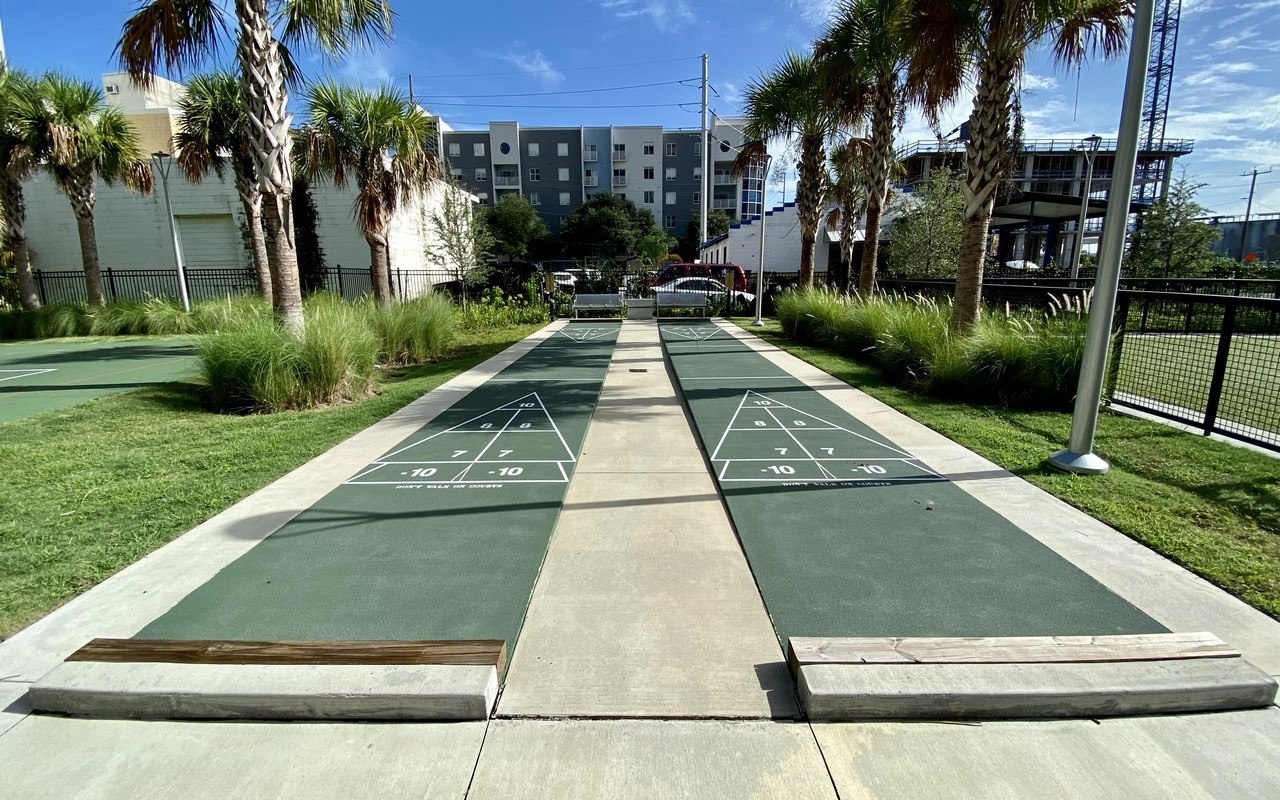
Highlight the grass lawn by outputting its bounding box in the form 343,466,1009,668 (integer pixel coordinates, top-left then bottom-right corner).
0,324,542,639
738,320,1280,621
1114,333,1280,440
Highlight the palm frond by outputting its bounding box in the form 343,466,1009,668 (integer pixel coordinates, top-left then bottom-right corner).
899,0,982,124
175,70,243,182
1052,0,1132,66
276,0,394,58
115,0,227,85
730,139,767,179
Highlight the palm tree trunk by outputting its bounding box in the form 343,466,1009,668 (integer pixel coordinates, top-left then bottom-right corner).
236,0,302,334
65,173,107,306
795,131,827,286
235,172,272,304
367,231,392,311
0,171,39,309
861,76,896,296
953,55,1016,333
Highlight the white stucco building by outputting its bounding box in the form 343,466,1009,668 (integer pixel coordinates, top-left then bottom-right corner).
699,201,839,277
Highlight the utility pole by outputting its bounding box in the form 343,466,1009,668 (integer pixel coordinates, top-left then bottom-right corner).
699,54,710,258
1238,167,1271,262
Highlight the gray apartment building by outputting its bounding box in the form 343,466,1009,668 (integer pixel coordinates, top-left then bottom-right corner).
440,119,752,241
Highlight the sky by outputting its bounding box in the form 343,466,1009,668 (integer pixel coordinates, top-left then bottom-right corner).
1,0,1277,216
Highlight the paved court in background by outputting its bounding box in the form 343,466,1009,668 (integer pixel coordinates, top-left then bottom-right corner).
137,325,620,663
660,321,1165,644
0,337,197,423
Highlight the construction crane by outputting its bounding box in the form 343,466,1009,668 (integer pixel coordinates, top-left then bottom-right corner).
1138,0,1182,201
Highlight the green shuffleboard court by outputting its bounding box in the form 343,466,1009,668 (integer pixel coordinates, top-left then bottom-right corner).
0,338,197,423
660,322,1164,644
139,324,620,664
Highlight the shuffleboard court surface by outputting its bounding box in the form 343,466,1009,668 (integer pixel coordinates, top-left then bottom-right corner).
0,338,197,423
660,322,1164,644
138,325,621,665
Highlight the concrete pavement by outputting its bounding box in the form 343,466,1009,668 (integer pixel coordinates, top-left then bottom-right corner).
2,318,1278,797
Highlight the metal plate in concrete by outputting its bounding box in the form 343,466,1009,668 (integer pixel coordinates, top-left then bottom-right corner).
799,659,1278,720
813,707,1280,798
29,661,498,720
467,719,837,799
0,715,487,799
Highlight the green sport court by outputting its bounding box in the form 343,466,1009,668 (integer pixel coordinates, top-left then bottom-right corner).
0,338,196,423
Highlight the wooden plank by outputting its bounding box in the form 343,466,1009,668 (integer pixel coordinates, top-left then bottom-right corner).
787,632,1238,675
67,639,506,673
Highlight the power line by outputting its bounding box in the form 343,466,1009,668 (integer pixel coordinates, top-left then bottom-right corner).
423,101,691,109
412,55,702,80
420,79,695,100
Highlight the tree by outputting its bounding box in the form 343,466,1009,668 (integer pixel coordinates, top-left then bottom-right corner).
117,0,394,333
825,138,871,289
428,177,492,308
484,193,549,262
295,81,442,310
680,208,730,260
736,52,858,285
816,0,910,295
887,166,965,278
1125,175,1230,278
559,192,661,260
19,74,153,306
900,0,1130,332
0,66,40,309
637,231,677,266
175,71,271,303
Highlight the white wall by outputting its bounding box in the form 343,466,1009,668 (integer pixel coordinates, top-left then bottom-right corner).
611,126,663,222
701,201,834,275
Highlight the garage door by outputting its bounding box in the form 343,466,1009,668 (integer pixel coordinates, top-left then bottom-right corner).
176,214,241,269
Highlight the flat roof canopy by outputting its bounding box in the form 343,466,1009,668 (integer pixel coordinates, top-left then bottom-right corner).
991,191,1146,228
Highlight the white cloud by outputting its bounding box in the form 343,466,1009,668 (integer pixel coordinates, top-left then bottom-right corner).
596,0,695,32
1021,74,1059,93
787,0,837,26
495,48,565,88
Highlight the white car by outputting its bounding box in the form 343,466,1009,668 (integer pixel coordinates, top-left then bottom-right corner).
550,271,577,292
650,277,755,305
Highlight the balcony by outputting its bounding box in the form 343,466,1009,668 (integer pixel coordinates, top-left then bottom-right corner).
584,176,598,187
612,176,627,187
713,173,736,185
712,198,736,209
584,151,598,162
612,152,627,162
493,176,520,187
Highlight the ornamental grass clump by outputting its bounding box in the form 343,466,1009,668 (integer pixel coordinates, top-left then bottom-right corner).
365,292,457,365
88,299,153,336
190,294,273,334
868,294,950,385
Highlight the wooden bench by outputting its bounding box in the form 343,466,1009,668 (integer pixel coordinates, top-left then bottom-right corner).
655,291,709,318
573,293,624,318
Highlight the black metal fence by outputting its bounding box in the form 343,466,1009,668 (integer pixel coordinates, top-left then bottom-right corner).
1109,290,1280,451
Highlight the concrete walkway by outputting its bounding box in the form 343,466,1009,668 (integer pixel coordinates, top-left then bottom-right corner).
2,319,1278,798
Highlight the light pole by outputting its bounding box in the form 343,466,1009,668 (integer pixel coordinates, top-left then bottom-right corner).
151,152,191,312
1070,135,1103,283
1049,0,1156,475
752,152,772,327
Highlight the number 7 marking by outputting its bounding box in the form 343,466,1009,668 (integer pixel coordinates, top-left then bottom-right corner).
775,448,788,455
452,451,468,458
822,448,834,455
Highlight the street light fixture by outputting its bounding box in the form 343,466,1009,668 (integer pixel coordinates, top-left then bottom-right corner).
1070,134,1103,283
151,151,191,313
752,152,772,327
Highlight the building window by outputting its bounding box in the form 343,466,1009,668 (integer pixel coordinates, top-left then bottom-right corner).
477,192,489,205
665,142,677,157
665,215,676,229
584,144,597,161
693,142,701,156
473,142,485,157
693,167,702,180
475,167,488,181
643,191,655,204
644,166,655,180
665,192,676,205
643,142,655,155
559,192,571,206
584,168,597,187
612,143,626,161
528,142,540,157
693,192,700,205
613,168,626,186
529,168,540,181
558,142,569,157
451,167,462,178
558,167,570,182
529,192,540,205
665,167,677,181
448,142,460,157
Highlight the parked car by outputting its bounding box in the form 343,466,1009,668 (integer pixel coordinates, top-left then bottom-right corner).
550,271,577,293
649,277,755,309
652,263,750,292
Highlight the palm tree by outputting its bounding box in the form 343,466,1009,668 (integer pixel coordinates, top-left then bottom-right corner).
900,0,1129,332
0,66,41,309
825,137,872,291
116,0,394,333
20,74,153,306
175,71,272,304
294,81,442,310
816,0,909,295
735,51,858,285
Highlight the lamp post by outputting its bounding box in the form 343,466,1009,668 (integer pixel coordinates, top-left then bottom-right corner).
1049,0,1156,475
752,152,772,327
151,152,191,313
1070,135,1103,283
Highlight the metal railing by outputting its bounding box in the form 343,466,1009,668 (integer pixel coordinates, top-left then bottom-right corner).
612,176,627,187
895,137,1195,160
584,176,598,187
612,151,626,162
493,175,520,187
712,198,736,209
583,150,598,162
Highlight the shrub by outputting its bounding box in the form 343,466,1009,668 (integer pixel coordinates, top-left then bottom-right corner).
32,303,91,339
462,287,549,330
190,295,273,334
871,295,950,385
88,300,152,336
366,292,457,365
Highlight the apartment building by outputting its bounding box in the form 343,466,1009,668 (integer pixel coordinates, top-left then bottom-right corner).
100,71,186,156
441,118,752,239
